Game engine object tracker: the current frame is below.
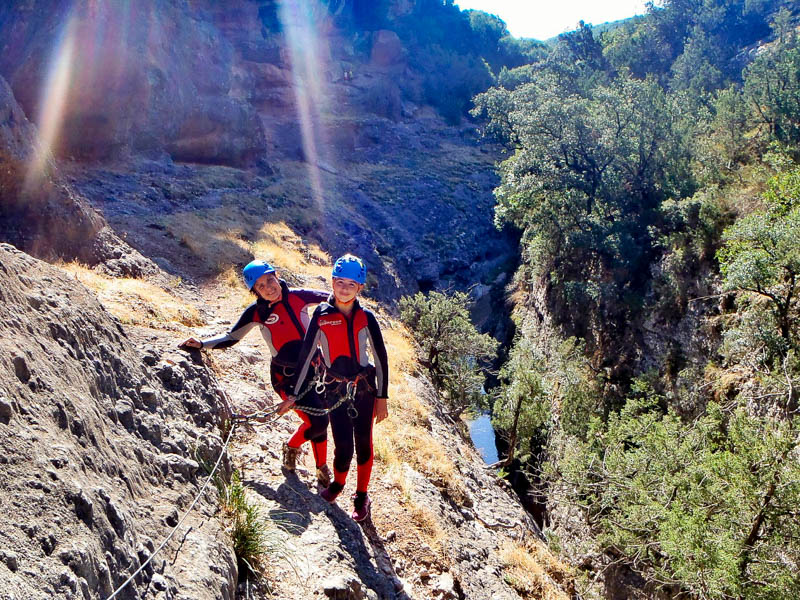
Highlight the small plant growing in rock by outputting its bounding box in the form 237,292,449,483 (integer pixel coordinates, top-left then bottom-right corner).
219,471,292,579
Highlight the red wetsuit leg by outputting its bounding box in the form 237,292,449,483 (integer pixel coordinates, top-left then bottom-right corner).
273,362,309,452
311,438,328,467
287,409,328,468
288,409,311,449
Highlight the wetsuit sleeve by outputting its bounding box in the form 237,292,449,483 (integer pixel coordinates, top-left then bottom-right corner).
292,308,323,396
292,288,329,305
201,304,259,350
365,311,389,398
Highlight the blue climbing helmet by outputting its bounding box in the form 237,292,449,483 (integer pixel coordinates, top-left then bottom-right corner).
242,260,276,290
332,254,366,284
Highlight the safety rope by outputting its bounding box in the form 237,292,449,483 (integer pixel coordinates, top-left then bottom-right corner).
231,367,322,425
105,421,236,600
299,379,359,419
232,405,282,425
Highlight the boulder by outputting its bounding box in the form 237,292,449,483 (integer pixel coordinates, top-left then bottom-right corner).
370,30,405,67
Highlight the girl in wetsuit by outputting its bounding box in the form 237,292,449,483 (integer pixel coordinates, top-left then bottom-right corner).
286,254,389,522
179,260,332,486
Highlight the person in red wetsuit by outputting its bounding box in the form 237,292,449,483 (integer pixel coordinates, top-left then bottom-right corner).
179,260,332,486
286,254,389,522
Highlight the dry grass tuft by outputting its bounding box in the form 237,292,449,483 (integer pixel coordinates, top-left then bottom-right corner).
381,324,417,375
499,539,574,600
167,211,330,294
251,221,330,281
377,417,466,505
166,208,254,274
409,504,446,550
370,317,468,502
60,263,203,328
214,266,257,309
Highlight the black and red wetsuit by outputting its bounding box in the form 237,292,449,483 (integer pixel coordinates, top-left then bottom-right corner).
202,280,329,466
293,297,388,494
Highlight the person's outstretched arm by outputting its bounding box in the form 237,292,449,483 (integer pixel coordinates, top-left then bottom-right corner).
292,288,329,305
178,303,259,350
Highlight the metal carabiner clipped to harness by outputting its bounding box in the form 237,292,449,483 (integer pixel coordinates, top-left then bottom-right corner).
345,381,359,419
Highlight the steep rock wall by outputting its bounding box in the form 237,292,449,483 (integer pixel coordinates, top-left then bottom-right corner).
0,74,155,275
0,244,235,599
0,1,267,166
0,0,517,311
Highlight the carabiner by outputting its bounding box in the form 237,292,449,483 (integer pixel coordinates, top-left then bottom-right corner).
345,381,359,418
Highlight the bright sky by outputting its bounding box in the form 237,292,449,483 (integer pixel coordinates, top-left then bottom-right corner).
454,0,650,40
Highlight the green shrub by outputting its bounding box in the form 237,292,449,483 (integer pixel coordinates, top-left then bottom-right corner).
554,398,800,599
400,290,497,419
718,202,800,353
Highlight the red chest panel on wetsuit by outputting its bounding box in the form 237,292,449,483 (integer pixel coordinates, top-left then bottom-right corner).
318,309,368,364
254,294,307,352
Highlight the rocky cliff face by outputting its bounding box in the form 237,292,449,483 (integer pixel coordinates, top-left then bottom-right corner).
0,244,235,599
0,73,155,275
0,1,266,166
0,242,573,600
0,0,515,310
0,0,417,167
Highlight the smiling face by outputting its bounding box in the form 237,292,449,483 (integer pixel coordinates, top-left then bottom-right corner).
253,272,282,303
332,277,363,306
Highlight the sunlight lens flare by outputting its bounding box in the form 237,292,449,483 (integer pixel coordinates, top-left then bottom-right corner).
278,0,332,214
25,15,78,190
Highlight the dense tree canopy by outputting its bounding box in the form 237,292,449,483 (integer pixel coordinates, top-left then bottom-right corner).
464,1,800,597
474,70,695,344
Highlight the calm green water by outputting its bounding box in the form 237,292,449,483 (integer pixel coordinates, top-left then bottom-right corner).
468,413,499,464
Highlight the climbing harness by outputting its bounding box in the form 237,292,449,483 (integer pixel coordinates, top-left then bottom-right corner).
105,421,236,600
300,368,374,419
301,379,359,418
235,364,371,424
232,363,322,425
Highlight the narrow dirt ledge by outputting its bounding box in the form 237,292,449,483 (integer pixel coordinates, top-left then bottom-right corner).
221,367,559,600
0,244,235,600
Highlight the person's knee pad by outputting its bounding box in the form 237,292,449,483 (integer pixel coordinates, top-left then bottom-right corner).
309,416,328,438
309,431,327,443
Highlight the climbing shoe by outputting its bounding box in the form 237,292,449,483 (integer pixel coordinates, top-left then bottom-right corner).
282,443,300,472
351,493,371,522
316,464,332,488
320,482,344,503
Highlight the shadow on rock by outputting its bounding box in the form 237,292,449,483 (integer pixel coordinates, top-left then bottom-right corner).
323,503,409,600
243,473,322,535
